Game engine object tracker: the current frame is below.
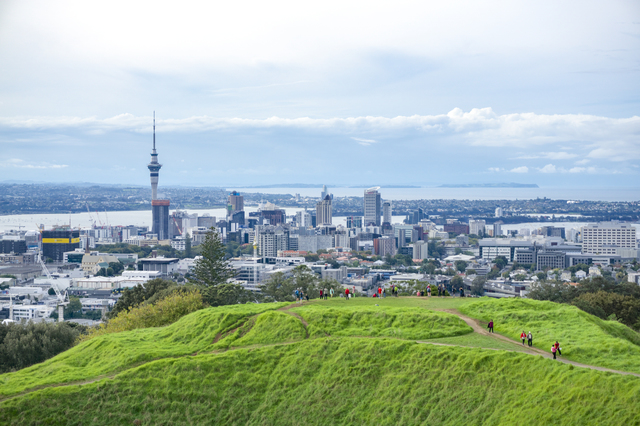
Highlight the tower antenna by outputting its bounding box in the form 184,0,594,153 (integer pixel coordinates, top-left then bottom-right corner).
153,111,156,151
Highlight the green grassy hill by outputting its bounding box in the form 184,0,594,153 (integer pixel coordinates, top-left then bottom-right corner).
1,297,639,425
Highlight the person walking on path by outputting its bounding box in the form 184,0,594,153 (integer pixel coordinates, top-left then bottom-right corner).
353,286,356,298
459,287,464,298
520,331,527,345
345,288,349,300
488,320,494,333
427,286,431,297
295,289,299,301
551,344,557,359
527,332,533,347
378,287,382,298
319,289,323,300
330,288,334,298
324,289,328,300
554,341,561,356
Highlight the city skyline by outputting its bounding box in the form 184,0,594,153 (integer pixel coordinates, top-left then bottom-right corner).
0,1,639,188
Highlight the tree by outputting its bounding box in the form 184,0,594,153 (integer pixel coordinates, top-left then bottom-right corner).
108,278,175,318
185,232,192,258
109,262,124,276
191,228,234,288
471,276,486,296
260,272,296,302
451,275,463,290
494,256,508,270
48,288,56,296
455,260,468,273
466,269,476,276
291,265,320,298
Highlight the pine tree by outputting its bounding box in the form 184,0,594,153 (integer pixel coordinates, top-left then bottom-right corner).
185,232,192,258
191,228,234,288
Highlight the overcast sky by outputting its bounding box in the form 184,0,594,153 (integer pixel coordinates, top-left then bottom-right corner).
0,0,639,188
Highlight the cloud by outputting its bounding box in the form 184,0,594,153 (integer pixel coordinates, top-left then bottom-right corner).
515,152,578,160
574,159,590,165
539,164,557,173
1,158,68,169
351,137,377,146
510,166,529,173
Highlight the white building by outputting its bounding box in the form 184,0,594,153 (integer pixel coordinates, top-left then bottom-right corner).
581,222,637,257
363,187,381,226
469,220,487,236
413,241,429,260
11,304,54,321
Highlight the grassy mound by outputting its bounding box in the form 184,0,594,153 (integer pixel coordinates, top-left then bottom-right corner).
0,302,288,397
460,298,640,373
231,311,307,347
1,338,639,426
291,305,472,340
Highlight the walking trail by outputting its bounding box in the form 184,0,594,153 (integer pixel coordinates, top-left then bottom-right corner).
425,307,640,378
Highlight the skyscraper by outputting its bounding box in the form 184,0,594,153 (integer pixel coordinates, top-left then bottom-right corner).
382,201,392,224
363,187,381,226
316,195,332,226
148,112,170,240
227,191,244,216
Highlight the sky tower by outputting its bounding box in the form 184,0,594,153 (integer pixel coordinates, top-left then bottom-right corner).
148,112,170,240
148,111,162,200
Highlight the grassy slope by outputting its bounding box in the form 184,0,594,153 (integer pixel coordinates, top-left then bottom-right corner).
420,333,531,352
291,305,472,340
1,338,639,426
0,302,289,397
459,298,640,374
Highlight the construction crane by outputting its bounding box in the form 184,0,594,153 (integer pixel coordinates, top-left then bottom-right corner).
172,216,183,235
85,203,96,227
38,254,69,322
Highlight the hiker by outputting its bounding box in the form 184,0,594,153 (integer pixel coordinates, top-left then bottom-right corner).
383,288,386,298
305,293,309,301
324,289,328,300
330,288,334,298
427,286,431,297
378,287,382,298
488,320,494,333
320,289,323,300
520,331,526,345
295,289,299,301
460,287,464,298
527,331,533,347
353,286,356,298
554,341,561,356
551,344,557,359
345,288,349,300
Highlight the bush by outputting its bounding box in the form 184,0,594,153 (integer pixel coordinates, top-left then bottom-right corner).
79,289,204,343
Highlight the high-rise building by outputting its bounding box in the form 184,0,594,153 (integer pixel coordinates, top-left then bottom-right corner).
364,187,381,226
373,236,396,257
346,216,363,229
413,240,429,260
495,207,503,218
493,221,503,238
541,226,566,239
42,229,80,262
383,202,392,224
147,113,170,239
469,219,486,236
581,222,637,256
227,191,244,216
316,195,332,226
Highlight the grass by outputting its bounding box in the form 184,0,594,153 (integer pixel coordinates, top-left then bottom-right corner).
420,333,531,352
291,304,472,340
312,295,476,310
459,298,640,374
1,338,639,426
0,302,289,397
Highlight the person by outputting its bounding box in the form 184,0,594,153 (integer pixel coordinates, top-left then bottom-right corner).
306,293,309,301
460,287,464,298
345,288,349,300
551,344,557,359
427,286,431,297
378,287,382,298
520,331,526,345
527,331,533,347
324,289,328,300
437,286,441,297
555,341,561,356
319,289,323,300
295,289,299,301
352,286,356,298
383,288,386,298
488,320,494,333
330,288,334,298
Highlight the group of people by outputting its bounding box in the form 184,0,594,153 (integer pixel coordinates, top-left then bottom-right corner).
318,289,333,300
520,331,534,347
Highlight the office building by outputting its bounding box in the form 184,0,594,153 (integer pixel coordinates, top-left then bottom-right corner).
152,200,170,240
0,238,27,255
413,240,429,260
382,202,392,224
443,223,469,234
469,220,486,236
259,228,289,257
541,226,566,239
227,191,244,216
364,187,381,226
316,195,332,226
581,222,637,256
346,216,363,229
495,207,503,218
260,203,286,226
493,221,503,237
374,236,396,257
42,229,80,262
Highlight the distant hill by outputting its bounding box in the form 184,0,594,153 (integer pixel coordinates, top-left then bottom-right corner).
439,183,539,188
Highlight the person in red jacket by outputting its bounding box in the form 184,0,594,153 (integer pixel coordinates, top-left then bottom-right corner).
345,287,349,300
378,287,382,298
487,320,494,333
520,331,526,345
554,341,561,356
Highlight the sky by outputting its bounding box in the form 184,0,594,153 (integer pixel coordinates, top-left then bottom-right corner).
0,0,639,189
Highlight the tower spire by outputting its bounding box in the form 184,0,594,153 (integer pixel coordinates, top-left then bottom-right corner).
153,111,156,151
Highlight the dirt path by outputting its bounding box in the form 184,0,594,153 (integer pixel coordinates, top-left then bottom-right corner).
435,308,640,378
278,304,311,338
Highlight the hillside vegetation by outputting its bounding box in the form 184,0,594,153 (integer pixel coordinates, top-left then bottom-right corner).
2,338,639,425
459,298,640,374
1,297,639,425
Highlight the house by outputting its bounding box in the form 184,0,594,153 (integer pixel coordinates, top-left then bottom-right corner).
575,270,587,280
560,271,572,281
